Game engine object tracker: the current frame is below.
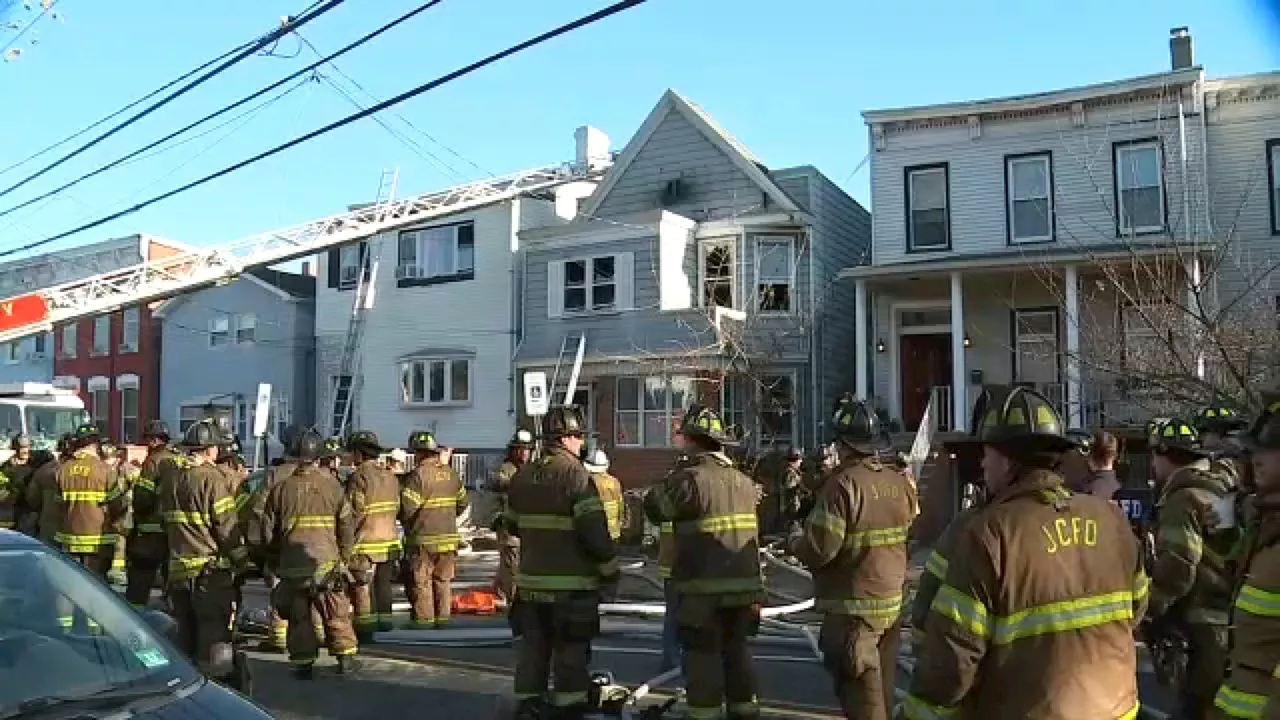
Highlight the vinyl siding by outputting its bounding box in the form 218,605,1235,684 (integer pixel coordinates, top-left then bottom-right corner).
869,93,1208,266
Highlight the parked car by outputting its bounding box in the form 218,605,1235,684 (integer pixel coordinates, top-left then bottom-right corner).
0,529,271,719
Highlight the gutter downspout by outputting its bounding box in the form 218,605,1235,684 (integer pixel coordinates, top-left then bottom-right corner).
1198,75,1219,318
806,195,819,448
1178,92,1205,381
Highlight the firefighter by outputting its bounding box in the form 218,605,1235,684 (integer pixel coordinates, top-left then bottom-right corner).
99,441,133,586
321,436,344,484
584,448,623,541
644,405,762,720
246,424,302,653
1146,418,1239,718
1196,406,1249,484
1211,394,1280,718
779,447,805,530
48,423,129,579
399,430,468,628
507,405,617,718
902,385,1148,719
159,419,249,686
0,434,33,532
25,433,70,543
128,421,184,608
491,429,534,604
15,446,54,536
345,430,402,642
792,396,915,720
257,427,360,678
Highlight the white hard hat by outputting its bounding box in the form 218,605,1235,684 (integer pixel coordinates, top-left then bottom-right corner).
583,449,609,473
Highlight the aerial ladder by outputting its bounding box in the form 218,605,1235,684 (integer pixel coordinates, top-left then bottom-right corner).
328,168,399,439
0,160,610,345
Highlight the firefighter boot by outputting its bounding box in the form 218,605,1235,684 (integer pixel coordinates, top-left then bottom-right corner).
337,654,363,676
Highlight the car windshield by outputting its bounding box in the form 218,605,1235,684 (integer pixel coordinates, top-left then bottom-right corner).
22,405,88,450
0,546,198,712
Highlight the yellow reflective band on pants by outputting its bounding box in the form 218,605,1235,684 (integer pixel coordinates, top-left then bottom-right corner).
815,594,905,620
1214,685,1267,718
930,585,1137,645
1236,583,1280,617
925,550,948,579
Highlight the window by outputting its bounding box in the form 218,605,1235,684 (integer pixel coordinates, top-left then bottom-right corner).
119,308,139,353
1270,140,1280,235
1115,140,1165,234
719,375,749,441
1013,309,1059,384
397,223,475,283
1006,154,1054,243
1122,305,1171,371
87,377,109,429
117,376,139,444
91,316,110,356
3,342,17,364
906,165,950,251
614,375,694,447
59,325,76,358
236,313,256,344
32,333,46,358
273,394,291,439
755,237,795,313
564,257,616,314
234,401,248,444
209,315,230,347
759,374,796,446
399,358,473,406
178,405,204,433
700,242,736,308
339,244,363,289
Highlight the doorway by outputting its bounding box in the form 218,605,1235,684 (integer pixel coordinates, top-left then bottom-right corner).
569,386,593,432
900,333,952,430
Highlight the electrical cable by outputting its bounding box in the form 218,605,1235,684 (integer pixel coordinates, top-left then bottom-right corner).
0,0,346,203
0,0,446,222
0,0,651,260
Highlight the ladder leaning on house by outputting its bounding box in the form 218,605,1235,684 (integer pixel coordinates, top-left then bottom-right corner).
549,332,586,407
329,168,399,438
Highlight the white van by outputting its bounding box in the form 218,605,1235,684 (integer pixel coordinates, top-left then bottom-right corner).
0,382,89,462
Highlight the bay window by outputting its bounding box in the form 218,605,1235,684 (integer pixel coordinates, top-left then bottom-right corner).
614,375,694,447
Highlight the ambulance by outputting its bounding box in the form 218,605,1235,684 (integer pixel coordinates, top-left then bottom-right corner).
0,382,89,463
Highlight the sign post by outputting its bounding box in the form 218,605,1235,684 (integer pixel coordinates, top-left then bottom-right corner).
251,383,272,472
523,371,549,458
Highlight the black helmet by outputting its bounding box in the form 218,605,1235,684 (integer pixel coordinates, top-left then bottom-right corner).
293,428,326,461
508,428,535,449
972,385,1076,454
71,423,102,447
1065,429,1094,454
217,433,243,464
181,419,223,450
280,425,302,455
1148,418,1207,457
1247,393,1280,451
1194,406,1247,435
830,396,886,452
10,434,31,450
142,420,171,441
347,430,388,456
407,430,440,453
544,406,587,439
678,405,732,445
322,436,344,458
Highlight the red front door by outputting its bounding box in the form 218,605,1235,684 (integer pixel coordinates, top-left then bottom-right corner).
900,333,953,430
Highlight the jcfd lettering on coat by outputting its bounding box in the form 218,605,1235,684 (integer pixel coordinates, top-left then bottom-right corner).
1041,516,1099,554
68,463,92,477
869,482,903,500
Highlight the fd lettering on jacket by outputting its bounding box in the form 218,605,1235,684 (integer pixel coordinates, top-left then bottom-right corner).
1041,516,1099,553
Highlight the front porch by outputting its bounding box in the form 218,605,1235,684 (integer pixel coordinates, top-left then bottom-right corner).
846,246,1205,433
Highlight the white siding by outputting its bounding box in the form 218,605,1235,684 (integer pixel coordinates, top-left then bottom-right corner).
869,93,1208,265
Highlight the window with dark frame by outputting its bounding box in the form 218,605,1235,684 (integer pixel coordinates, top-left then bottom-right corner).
397,223,476,284
1115,141,1164,234
756,237,794,313
701,243,735,308
1006,154,1053,243
1013,309,1059,384
906,165,949,251
563,257,617,314
758,374,795,445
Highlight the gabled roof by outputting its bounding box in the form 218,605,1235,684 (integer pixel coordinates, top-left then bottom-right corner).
863,66,1203,125
578,89,799,220
152,269,312,319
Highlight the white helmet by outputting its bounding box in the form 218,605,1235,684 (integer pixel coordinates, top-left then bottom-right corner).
583,449,610,473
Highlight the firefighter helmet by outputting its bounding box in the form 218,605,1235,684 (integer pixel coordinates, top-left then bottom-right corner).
217,433,243,464
407,430,440,453
142,420,171,441
181,419,224,450
9,434,30,450
509,428,535,448
830,396,887,452
972,385,1077,453
1066,429,1095,454
679,404,732,445
1195,405,1247,434
279,425,302,456
71,423,102,446
544,406,587,439
1247,393,1280,451
293,428,326,461
322,436,344,458
583,448,610,473
346,430,388,455
1148,418,1207,457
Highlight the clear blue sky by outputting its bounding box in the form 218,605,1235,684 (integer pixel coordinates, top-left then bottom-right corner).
0,0,1276,262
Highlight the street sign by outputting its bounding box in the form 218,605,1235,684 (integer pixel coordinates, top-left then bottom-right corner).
523,371,549,416
252,383,273,437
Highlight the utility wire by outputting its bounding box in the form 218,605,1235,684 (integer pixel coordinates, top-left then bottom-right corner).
0,0,440,222
0,0,346,202
0,0,650,259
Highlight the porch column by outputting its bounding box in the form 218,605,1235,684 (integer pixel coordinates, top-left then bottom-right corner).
855,278,869,400
950,272,967,432
1064,264,1083,429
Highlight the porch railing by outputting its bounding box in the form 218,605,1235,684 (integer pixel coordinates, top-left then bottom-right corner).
1024,381,1107,430
930,385,953,433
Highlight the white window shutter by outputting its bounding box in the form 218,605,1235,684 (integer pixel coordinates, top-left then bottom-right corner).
547,260,565,318
616,252,635,311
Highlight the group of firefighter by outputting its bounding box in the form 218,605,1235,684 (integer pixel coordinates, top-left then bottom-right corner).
0,416,477,689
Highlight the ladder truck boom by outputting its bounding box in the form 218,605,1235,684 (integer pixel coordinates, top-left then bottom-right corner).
0,163,601,344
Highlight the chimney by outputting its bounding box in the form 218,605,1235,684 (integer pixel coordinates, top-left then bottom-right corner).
1170,27,1194,70
575,126,611,172
301,261,315,277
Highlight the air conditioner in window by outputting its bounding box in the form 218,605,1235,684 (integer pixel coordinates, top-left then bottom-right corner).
26,351,46,361
396,265,424,280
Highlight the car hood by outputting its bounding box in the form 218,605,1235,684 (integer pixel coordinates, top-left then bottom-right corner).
133,679,272,719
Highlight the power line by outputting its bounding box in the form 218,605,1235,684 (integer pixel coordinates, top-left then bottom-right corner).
0,0,346,203
0,0,446,222
0,0,651,259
